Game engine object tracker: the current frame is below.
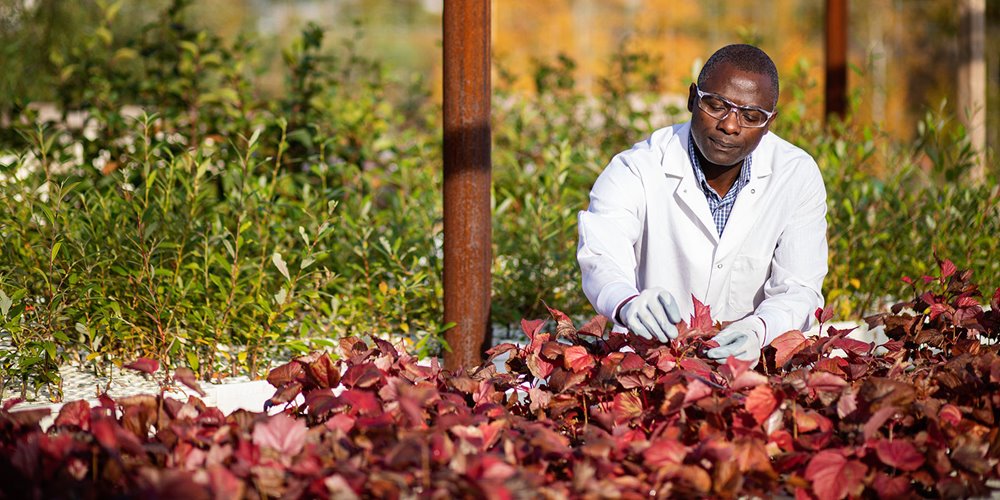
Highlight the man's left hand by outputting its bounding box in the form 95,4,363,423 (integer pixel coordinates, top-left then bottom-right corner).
706,317,765,367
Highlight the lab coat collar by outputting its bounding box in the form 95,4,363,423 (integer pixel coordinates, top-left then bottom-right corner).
660,122,774,179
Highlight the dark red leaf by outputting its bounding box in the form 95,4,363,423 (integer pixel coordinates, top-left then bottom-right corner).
771,330,809,366
805,449,867,500
745,385,778,425
173,367,206,397
690,296,713,331
341,362,385,389
576,315,608,337
53,400,90,431
829,337,871,355
520,318,546,341
807,371,848,393
874,439,925,471
873,472,912,498
563,345,596,373
643,438,687,467
940,258,957,280
303,353,341,389
939,404,962,426
339,389,382,416
863,406,898,440
612,391,643,423
2,398,23,410
683,379,714,404
266,361,304,388
546,304,577,340
123,357,159,375
816,305,834,323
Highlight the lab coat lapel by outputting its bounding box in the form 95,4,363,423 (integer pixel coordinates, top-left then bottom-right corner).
662,125,720,245
716,142,774,258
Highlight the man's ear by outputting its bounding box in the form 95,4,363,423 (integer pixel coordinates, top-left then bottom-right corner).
687,83,697,113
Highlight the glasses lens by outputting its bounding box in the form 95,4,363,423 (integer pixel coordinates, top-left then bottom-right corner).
698,94,730,119
739,109,768,128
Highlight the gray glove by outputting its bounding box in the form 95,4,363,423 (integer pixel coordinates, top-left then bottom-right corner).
619,288,682,343
706,316,765,366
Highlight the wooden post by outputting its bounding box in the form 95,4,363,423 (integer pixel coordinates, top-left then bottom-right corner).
824,0,848,120
443,0,491,371
958,0,986,181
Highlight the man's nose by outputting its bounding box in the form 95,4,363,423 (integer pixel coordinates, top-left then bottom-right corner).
716,108,741,134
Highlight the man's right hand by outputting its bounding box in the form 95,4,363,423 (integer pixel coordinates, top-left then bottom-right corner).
618,288,682,343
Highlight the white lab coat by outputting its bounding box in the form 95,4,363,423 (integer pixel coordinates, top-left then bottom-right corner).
577,122,828,346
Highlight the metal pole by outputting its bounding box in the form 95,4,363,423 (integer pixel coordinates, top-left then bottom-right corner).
443,0,491,371
824,0,848,120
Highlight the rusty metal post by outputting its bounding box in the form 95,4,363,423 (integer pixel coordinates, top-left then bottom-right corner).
443,0,491,371
824,0,848,120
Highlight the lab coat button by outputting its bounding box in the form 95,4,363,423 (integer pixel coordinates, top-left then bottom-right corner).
716,263,723,269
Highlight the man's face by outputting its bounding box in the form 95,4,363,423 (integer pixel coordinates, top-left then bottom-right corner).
686,62,778,168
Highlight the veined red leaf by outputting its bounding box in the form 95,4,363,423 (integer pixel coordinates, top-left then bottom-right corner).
805,449,867,500
873,472,912,498
540,341,566,361
252,412,307,457
266,361,304,388
745,385,778,425
683,379,713,404
123,357,159,375
341,362,385,389
576,315,608,337
679,358,713,377
939,404,962,426
546,304,577,340
520,318,546,341
807,371,848,393
527,352,554,379
303,353,340,389
612,391,643,423
731,370,769,391
863,406,898,440
619,352,646,372
939,258,957,280
563,345,596,373
771,330,809,366
874,439,924,471
173,367,206,397
643,438,687,467
53,400,90,431
816,305,834,323
690,296,713,331
340,389,382,416
830,338,871,355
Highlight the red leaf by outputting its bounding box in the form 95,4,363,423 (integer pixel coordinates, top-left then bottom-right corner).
830,338,871,356
807,371,848,393
939,404,962,426
683,378,714,404
745,385,778,425
341,362,385,389
940,258,957,280
643,438,687,467
874,439,924,471
546,304,577,340
563,345,596,373
123,357,159,375
303,353,341,389
730,370,769,391
873,472,912,498
520,318,546,341
805,449,868,500
612,391,643,423
771,330,809,366
266,361,305,388
2,398,23,410
173,367,206,397
863,406,898,440
816,305,834,323
690,296,713,331
53,400,90,431
339,389,382,416
619,352,646,372
252,412,307,456
576,315,608,337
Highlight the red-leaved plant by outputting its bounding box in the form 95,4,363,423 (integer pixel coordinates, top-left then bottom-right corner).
1,259,999,498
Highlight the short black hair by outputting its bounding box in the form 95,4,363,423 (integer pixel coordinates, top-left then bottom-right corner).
697,44,779,108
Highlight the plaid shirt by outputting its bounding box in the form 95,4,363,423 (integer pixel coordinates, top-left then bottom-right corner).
688,135,752,237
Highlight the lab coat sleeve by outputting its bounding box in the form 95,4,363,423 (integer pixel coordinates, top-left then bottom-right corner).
577,156,644,324
755,161,829,345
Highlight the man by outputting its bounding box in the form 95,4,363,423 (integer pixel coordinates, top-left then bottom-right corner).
577,44,828,365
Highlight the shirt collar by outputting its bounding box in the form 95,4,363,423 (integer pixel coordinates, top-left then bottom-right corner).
687,132,752,198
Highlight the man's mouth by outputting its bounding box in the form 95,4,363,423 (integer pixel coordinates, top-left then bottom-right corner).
709,137,738,150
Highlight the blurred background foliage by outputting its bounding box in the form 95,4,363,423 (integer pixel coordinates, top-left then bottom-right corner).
0,0,997,398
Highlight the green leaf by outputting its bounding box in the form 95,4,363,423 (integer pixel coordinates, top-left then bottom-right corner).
50,241,62,262
0,290,11,318
186,351,199,372
272,252,291,281
300,257,315,271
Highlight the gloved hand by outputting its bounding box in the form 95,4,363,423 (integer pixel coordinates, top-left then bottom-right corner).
706,316,765,367
618,288,682,343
